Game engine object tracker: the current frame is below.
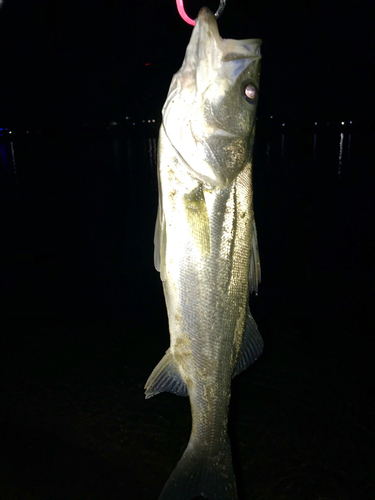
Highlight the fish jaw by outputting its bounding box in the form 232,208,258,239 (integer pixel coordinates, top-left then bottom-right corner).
162,7,261,188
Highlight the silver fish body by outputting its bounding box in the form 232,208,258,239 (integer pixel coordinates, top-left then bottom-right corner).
145,8,263,500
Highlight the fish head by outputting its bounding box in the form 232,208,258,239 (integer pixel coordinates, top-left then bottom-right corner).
162,7,262,188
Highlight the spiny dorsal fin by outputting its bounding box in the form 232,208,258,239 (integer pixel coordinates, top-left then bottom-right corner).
249,219,261,293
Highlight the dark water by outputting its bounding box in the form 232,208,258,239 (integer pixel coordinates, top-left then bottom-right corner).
1,123,374,499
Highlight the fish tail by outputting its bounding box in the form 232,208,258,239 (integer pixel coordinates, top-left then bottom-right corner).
159,437,238,500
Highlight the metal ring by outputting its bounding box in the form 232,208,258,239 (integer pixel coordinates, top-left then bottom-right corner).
176,0,227,26
214,0,227,19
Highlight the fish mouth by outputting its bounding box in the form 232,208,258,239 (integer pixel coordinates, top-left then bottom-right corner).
195,7,222,45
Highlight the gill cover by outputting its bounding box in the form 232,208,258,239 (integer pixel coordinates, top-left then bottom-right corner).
162,7,261,188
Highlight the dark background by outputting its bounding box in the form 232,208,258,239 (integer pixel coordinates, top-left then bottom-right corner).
0,0,374,128
1,0,375,499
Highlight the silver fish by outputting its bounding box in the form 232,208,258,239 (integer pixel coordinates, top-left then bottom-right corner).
145,7,263,500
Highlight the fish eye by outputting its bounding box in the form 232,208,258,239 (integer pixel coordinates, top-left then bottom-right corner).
243,84,257,104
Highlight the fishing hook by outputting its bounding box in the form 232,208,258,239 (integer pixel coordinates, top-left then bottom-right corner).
176,0,227,26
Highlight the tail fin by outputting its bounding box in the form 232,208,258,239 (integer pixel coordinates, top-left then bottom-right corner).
159,438,238,500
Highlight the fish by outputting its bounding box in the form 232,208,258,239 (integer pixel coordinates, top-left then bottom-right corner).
145,7,263,500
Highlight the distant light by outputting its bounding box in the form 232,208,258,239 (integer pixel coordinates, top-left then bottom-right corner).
126,116,129,119
148,120,150,123
282,123,285,127
26,131,29,133
270,115,273,119
133,123,135,125
145,63,151,66
9,131,12,134
339,132,344,169
350,120,353,124
314,122,318,125
142,120,145,123
0,128,3,131
152,119,155,123
341,121,345,125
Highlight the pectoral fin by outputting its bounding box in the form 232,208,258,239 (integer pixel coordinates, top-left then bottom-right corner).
233,303,263,377
144,348,188,399
183,184,210,255
154,203,167,281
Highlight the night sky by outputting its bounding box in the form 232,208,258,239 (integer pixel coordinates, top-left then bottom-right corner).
0,0,374,127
